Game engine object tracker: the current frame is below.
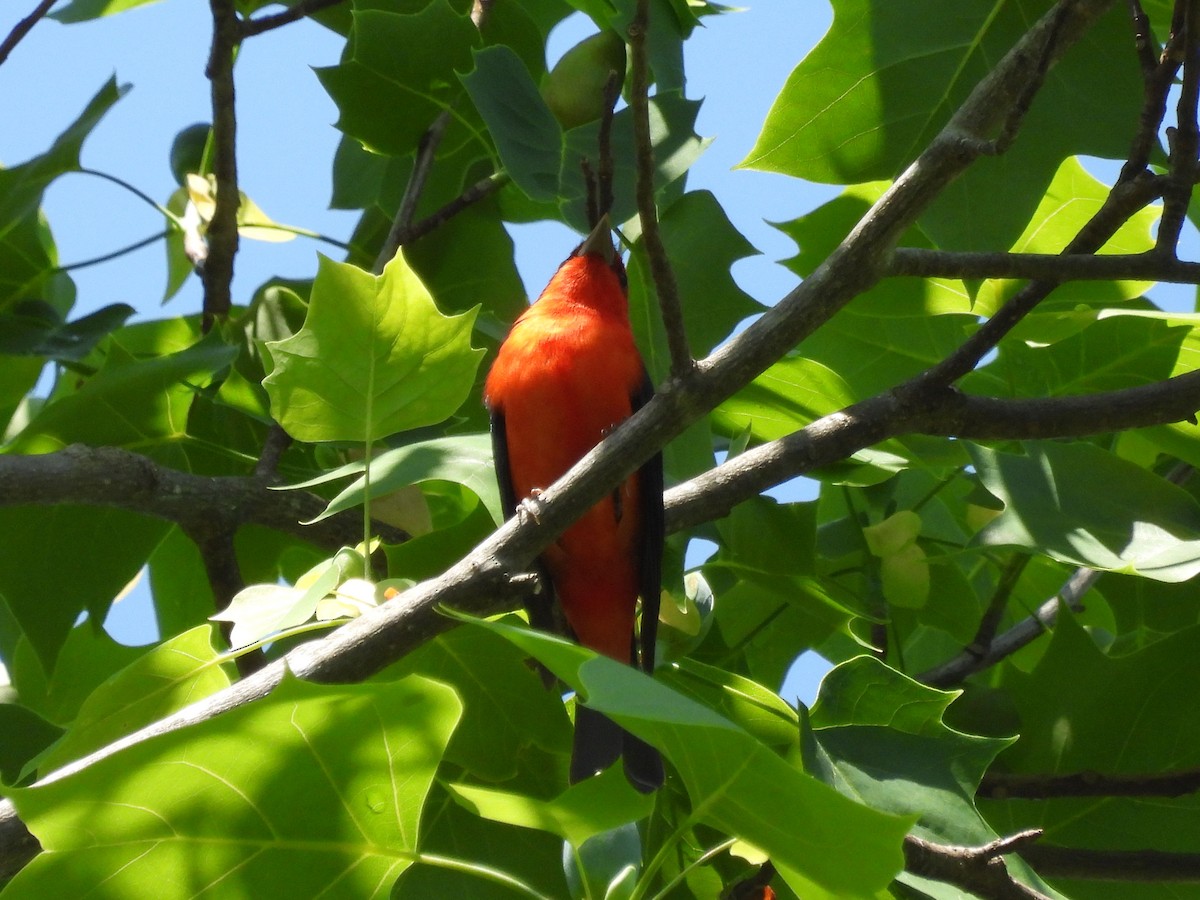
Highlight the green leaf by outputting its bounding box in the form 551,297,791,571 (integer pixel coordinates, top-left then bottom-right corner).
0,505,169,675
5,676,461,899
6,331,238,454
148,527,217,639
381,621,571,782
809,655,958,734
446,764,654,847
395,785,569,898
456,614,911,897
7,623,146,726
0,302,135,362
262,254,483,443
316,2,484,158
0,704,63,785
969,441,1200,582
50,0,163,22
744,0,1143,250
462,46,563,201
774,181,971,317
403,199,528,327
0,79,127,309
37,626,232,773
802,658,1046,894
972,157,1159,315
211,562,341,649
628,191,763,383
988,614,1200,873
965,313,1188,401
0,78,128,247
299,434,503,527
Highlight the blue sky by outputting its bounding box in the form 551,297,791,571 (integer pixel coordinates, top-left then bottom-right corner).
0,1,834,701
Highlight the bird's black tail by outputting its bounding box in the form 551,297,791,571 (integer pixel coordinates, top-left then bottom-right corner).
572,704,663,793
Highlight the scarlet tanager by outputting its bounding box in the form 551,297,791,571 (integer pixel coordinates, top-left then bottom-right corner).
484,216,664,793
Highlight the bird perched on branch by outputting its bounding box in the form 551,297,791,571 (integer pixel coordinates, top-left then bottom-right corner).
484,215,664,793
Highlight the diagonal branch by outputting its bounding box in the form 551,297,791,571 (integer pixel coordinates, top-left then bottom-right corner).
0,0,54,68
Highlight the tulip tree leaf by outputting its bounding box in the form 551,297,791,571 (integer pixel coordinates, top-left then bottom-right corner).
969,441,1200,582
988,613,1200,861
316,2,483,158
36,626,232,773
4,676,462,899
743,0,1142,251
263,253,483,444
295,433,503,528
454,613,911,897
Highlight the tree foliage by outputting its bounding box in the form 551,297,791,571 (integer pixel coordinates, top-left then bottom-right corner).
3,0,1200,897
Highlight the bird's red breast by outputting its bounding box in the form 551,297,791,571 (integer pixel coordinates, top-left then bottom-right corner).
485,253,646,661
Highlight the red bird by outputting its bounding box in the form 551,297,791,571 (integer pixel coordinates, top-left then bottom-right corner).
484,216,664,792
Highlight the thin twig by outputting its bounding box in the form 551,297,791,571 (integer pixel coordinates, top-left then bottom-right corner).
980,767,1200,799
911,171,1163,388
374,113,452,273
919,569,1098,688
1120,0,1183,183
0,0,55,68
597,69,621,219
375,172,508,272
254,423,293,478
240,0,349,38
1128,0,1157,77
629,0,692,379
202,0,242,330
1155,0,1200,255
969,555,1031,654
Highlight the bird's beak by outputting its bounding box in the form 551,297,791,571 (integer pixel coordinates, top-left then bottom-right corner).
578,215,615,263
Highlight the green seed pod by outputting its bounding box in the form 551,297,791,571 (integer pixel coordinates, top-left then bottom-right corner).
540,30,627,130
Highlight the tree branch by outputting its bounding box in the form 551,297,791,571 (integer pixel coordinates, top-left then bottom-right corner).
240,0,349,38
980,767,1200,800
629,0,692,379
1019,844,1200,881
0,445,407,550
0,0,54,68
1154,0,1200,255
888,248,1200,283
202,0,242,329
919,568,1099,688
903,831,1051,900
370,0,493,274
665,369,1200,533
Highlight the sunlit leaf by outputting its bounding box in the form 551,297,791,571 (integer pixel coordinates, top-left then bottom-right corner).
5,676,461,898
262,254,483,443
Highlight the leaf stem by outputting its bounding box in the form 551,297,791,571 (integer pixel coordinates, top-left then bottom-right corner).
647,837,738,900
53,231,170,273
415,852,555,899
77,167,184,227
